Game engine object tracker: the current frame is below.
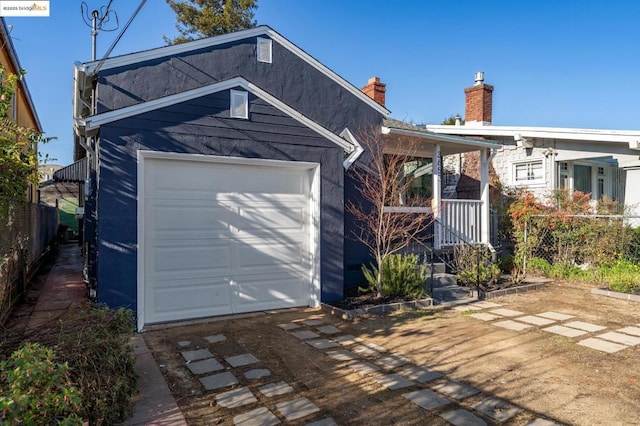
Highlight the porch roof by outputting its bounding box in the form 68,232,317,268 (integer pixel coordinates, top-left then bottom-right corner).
382,118,500,155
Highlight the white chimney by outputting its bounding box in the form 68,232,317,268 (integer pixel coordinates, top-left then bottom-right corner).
474,71,484,86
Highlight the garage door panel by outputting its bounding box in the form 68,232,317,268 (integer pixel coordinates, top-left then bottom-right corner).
234,277,309,312
237,206,306,234
148,279,233,323
147,243,232,277
148,160,308,197
237,241,308,272
149,204,234,236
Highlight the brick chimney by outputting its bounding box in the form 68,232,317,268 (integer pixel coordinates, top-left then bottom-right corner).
464,72,493,125
361,76,386,106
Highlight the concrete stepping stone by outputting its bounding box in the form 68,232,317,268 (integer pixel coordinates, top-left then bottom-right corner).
617,326,640,337
473,396,522,422
372,373,414,390
233,407,280,426
316,325,341,335
291,330,320,340
490,308,525,317
375,353,411,371
403,389,449,410
537,311,574,321
398,366,443,383
215,387,257,408
470,301,502,309
470,313,501,321
258,381,294,397
493,320,532,331
564,321,607,332
200,371,239,391
187,358,224,375
306,339,340,350
348,361,381,375
578,337,627,353
542,325,588,338
205,334,227,344
326,349,359,362
275,397,320,421
244,369,271,380
351,344,380,358
432,380,480,400
361,342,387,352
176,340,192,348
516,315,556,326
181,348,213,362
303,319,324,326
334,335,359,346
453,304,479,311
305,418,338,426
597,331,640,346
278,323,301,330
526,419,561,426
225,353,259,367
440,409,487,426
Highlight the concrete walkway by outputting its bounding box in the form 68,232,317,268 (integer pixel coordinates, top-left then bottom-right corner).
25,244,185,425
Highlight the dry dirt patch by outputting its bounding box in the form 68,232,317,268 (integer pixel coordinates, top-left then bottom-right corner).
143,280,640,425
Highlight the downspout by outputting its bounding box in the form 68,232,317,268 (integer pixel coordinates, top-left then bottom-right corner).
433,144,442,250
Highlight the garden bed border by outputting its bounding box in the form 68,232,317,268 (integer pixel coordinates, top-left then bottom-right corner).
321,298,433,320
591,288,640,302
475,282,547,299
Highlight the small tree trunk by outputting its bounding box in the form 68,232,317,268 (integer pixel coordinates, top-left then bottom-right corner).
376,256,383,298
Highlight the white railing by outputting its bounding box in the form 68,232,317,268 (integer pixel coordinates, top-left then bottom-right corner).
438,199,483,246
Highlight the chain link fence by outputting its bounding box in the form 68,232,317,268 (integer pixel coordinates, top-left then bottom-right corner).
521,214,640,274
0,196,59,325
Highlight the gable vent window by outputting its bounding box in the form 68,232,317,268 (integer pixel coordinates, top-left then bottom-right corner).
257,37,272,63
230,90,248,119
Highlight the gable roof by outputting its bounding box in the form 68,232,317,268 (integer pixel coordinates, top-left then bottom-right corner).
383,118,501,155
81,25,389,117
75,76,356,153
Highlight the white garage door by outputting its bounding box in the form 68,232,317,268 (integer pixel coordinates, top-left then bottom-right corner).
139,153,319,326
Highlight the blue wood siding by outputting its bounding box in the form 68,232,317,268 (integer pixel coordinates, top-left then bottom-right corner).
95,90,345,311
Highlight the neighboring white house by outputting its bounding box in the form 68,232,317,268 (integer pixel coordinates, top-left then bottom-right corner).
426,72,640,213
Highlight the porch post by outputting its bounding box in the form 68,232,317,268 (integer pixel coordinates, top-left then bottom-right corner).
433,144,442,250
480,148,490,245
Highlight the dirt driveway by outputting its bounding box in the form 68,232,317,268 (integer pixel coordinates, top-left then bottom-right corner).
143,280,640,425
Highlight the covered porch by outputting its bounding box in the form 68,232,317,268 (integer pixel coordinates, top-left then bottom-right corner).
381,118,500,250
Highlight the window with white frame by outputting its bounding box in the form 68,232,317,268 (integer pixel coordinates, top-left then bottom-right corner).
512,159,544,185
230,90,248,119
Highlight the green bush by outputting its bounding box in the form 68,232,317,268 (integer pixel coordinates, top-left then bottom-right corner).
527,257,551,275
594,260,640,293
18,306,138,425
362,254,427,298
0,343,82,425
454,245,500,290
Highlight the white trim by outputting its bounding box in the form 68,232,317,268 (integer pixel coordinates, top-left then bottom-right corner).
426,124,640,144
257,37,272,63
78,77,355,153
136,150,321,331
230,89,249,119
340,128,363,169
511,157,546,186
382,125,501,150
81,25,389,116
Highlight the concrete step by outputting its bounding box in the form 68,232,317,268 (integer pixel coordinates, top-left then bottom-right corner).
428,272,457,288
425,263,447,275
432,284,473,305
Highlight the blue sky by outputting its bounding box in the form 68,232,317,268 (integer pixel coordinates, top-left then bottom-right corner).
7,0,640,166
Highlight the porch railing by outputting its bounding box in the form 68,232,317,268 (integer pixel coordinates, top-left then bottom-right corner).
438,199,483,246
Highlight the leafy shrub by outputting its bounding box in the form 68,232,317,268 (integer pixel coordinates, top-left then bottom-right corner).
454,245,500,290
362,254,427,298
19,306,137,425
497,254,514,274
594,260,640,293
0,343,82,425
527,257,551,275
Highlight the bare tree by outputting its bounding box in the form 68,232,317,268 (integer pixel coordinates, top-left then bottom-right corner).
346,126,434,298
